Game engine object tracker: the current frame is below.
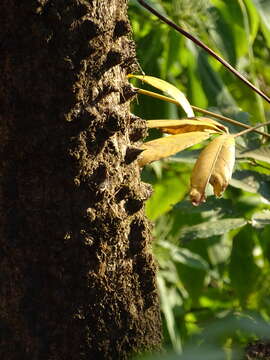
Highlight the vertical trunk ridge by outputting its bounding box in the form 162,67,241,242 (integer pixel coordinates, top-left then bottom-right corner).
0,1,162,359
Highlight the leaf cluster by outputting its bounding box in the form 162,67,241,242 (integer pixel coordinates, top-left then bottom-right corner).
129,0,270,358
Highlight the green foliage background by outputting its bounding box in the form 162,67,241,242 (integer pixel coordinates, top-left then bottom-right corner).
128,0,270,358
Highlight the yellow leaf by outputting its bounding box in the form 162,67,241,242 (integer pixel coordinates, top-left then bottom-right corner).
190,134,235,205
138,131,210,167
146,117,227,135
128,74,195,117
194,117,228,133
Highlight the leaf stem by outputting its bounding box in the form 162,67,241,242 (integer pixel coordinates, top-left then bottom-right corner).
137,0,270,104
234,120,270,137
135,87,270,138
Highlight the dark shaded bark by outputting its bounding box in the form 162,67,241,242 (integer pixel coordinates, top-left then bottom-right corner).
244,341,270,360
0,1,162,359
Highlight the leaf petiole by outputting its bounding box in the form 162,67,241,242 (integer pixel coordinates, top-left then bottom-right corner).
134,87,270,138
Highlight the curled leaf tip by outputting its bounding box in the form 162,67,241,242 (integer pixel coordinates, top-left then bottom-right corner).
190,189,206,206
210,174,228,197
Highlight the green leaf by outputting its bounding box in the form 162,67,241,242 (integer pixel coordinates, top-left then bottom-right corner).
255,0,270,27
134,0,168,16
251,210,270,228
179,218,247,241
237,146,270,165
197,52,237,109
229,225,260,306
243,0,260,43
208,0,238,64
145,172,188,220
163,29,182,77
157,275,182,353
175,196,234,215
230,170,270,200
176,241,209,304
136,28,164,68
186,43,209,109
252,0,270,46
259,225,270,262
158,240,209,271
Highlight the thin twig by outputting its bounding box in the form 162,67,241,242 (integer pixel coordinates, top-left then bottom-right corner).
137,0,270,104
234,120,270,137
135,87,270,138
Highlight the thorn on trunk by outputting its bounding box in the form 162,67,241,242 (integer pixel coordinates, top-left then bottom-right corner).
125,146,144,164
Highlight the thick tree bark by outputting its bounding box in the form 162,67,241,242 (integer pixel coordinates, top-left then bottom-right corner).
0,1,162,359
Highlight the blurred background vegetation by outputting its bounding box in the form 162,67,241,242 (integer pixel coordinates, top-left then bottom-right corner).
128,0,270,358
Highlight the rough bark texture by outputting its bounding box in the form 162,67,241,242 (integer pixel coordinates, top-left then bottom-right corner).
0,1,162,359
245,341,270,360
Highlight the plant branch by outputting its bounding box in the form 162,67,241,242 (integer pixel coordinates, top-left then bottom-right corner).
137,0,270,104
135,87,270,138
234,120,270,137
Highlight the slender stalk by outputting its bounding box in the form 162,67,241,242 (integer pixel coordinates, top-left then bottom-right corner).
137,0,270,104
234,120,270,137
135,87,270,138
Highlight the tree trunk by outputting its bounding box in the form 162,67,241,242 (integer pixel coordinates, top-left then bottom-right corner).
0,1,162,359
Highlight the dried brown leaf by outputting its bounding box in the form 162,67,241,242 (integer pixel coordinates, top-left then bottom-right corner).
146,117,227,135
190,134,235,205
138,131,210,167
128,74,195,117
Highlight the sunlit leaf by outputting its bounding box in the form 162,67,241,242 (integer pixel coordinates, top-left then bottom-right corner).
174,248,209,271
251,210,270,228
237,146,270,165
210,0,248,60
244,0,260,43
252,0,270,46
145,173,187,220
190,134,235,205
158,240,209,271
146,117,227,134
179,218,247,241
174,196,234,215
128,74,195,117
208,0,237,64
138,131,210,167
230,170,270,200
